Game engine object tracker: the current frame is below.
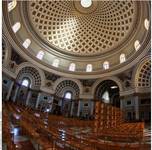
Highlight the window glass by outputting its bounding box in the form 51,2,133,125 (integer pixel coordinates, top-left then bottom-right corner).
12,22,21,33
22,79,30,87
86,64,92,72
23,39,31,49
64,92,72,99
134,40,141,51
8,0,17,12
127,100,131,105
81,0,92,8
69,63,76,71
103,61,109,70
120,53,126,63
144,19,149,30
52,59,59,67
36,51,44,60
102,91,110,103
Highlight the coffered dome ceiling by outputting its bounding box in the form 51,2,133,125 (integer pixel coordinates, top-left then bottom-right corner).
28,1,136,56
3,0,150,79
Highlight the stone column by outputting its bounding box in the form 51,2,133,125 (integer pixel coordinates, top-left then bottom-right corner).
35,92,41,109
120,98,126,120
120,99,123,110
26,90,32,106
70,101,74,116
134,96,139,120
90,101,94,115
12,86,19,102
50,96,54,113
6,81,14,100
49,96,53,112
77,100,81,117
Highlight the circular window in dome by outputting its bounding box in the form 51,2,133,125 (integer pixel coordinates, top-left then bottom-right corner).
80,0,92,8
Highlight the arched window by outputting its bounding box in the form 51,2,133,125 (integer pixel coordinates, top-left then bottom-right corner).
12,22,21,33
52,59,59,67
102,91,110,103
22,39,31,49
120,53,126,63
64,92,72,99
144,19,149,30
36,51,44,60
103,61,109,70
134,40,141,51
21,78,30,88
8,0,17,12
86,64,92,72
69,63,76,71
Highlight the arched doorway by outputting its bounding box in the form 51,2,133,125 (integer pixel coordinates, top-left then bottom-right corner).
53,80,80,117
16,78,31,105
95,80,120,107
62,91,73,117
12,66,42,108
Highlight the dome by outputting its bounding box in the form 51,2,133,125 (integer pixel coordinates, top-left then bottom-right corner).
3,0,150,79
28,1,136,56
